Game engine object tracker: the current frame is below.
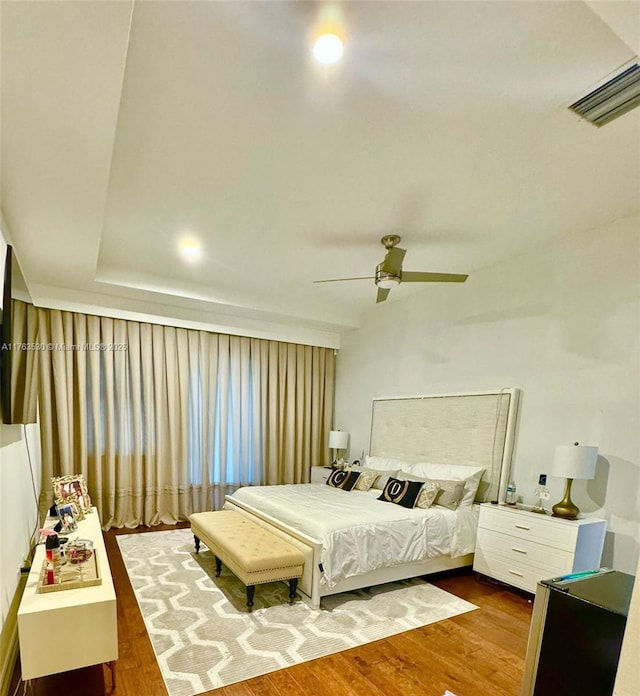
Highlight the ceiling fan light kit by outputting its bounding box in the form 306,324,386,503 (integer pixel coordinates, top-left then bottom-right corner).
314,235,468,303
375,268,400,289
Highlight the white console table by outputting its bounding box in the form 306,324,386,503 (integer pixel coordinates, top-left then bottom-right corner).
17,508,117,690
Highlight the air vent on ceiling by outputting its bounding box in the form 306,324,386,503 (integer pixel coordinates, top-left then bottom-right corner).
569,63,640,127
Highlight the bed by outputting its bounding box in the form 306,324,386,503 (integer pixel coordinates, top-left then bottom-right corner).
225,388,520,607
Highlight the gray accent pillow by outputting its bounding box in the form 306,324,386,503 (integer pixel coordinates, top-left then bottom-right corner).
430,478,465,509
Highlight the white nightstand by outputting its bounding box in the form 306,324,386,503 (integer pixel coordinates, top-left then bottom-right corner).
473,503,606,593
310,466,333,484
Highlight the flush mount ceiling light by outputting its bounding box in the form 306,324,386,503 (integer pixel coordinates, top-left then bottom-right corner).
179,240,202,262
313,33,343,64
569,63,640,127
312,4,345,65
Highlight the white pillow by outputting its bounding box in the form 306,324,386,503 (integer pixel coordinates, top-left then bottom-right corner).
406,463,485,507
365,455,412,472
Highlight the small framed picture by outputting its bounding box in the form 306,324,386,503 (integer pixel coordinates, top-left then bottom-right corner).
51,475,92,515
57,503,78,533
56,492,85,522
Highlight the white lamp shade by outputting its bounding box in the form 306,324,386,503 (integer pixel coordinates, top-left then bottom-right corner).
552,444,598,480
328,430,349,450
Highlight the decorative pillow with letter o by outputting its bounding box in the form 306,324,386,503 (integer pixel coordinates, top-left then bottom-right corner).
326,469,361,491
377,477,424,509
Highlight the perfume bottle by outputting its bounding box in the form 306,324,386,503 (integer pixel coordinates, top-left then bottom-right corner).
45,534,61,584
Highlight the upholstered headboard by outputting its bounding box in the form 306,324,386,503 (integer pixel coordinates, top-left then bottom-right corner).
369,389,520,503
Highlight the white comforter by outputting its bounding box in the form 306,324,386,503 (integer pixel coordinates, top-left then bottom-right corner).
228,484,479,588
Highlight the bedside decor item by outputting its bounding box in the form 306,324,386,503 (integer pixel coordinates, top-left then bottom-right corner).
531,473,550,514
328,429,349,468
66,539,94,583
551,442,597,520
44,534,61,586
56,502,78,533
52,474,92,515
532,484,550,514
36,541,101,593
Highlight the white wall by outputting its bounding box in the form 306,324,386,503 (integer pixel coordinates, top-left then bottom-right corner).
0,424,41,620
335,212,639,574
0,423,41,693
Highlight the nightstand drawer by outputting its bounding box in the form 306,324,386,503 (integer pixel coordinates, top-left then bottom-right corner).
478,506,578,551
476,528,574,571
473,547,571,593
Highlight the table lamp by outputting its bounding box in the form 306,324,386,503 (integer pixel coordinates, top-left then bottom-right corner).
328,430,349,469
551,442,597,520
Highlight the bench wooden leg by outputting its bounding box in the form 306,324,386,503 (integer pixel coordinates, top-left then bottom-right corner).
214,556,222,577
194,535,201,554
288,578,298,604
246,585,255,611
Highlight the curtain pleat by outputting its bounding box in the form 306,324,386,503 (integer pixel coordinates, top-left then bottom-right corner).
11,301,335,529
8,300,39,423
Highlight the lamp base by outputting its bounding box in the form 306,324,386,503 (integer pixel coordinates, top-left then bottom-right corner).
552,478,580,520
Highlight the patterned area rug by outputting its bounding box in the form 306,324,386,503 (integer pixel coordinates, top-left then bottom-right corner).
118,528,478,696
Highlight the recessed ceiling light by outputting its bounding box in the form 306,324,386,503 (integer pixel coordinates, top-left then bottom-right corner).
313,33,343,65
179,240,202,262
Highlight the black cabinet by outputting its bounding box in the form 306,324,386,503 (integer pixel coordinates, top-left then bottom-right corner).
521,570,635,696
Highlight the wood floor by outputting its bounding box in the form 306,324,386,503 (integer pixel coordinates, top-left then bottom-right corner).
9,523,533,696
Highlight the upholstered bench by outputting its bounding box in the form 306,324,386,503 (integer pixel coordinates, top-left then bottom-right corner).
189,510,304,611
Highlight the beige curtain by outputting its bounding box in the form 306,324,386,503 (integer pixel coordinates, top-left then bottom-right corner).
7,300,39,424
12,302,335,528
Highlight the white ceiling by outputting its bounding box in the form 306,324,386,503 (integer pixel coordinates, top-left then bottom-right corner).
1,1,639,348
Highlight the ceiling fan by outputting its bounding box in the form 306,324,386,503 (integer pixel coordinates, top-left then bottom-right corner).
314,235,469,303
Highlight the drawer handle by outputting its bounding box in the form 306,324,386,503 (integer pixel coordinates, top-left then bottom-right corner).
509,569,524,577
515,524,530,530
512,547,527,554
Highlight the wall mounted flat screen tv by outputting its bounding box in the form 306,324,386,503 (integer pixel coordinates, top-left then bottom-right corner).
1,244,34,424
1,244,13,423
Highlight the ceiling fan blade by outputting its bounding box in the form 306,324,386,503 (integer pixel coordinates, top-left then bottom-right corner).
401,271,468,283
313,276,374,284
381,247,406,275
376,287,390,303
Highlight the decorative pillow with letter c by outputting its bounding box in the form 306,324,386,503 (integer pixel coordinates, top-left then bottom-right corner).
326,469,361,491
377,477,424,508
